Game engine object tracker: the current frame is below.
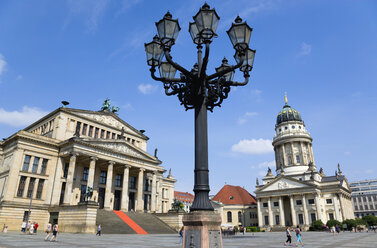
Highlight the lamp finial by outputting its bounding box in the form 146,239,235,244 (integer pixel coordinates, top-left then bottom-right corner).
284,92,288,105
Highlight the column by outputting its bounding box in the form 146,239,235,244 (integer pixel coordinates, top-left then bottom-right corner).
315,193,322,222
87,156,97,191
338,193,345,221
267,197,273,226
281,145,287,166
333,194,340,221
151,171,157,212
290,195,297,226
290,142,295,165
136,168,145,211
257,198,263,227
156,179,161,212
104,161,114,209
279,196,285,226
50,157,63,205
121,165,131,211
64,153,78,204
302,194,309,225
299,142,306,165
309,144,315,164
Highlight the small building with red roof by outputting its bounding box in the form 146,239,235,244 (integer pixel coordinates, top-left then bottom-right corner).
174,191,194,212
211,185,258,228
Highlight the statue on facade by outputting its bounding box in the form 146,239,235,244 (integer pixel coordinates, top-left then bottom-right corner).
85,186,93,201
101,98,111,111
118,127,125,140
154,148,158,158
256,178,259,186
111,106,120,113
337,163,342,175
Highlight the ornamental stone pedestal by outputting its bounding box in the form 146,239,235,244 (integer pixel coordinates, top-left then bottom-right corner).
182,211,222,248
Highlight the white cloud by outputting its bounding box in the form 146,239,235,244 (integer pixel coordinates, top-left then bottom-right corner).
257,160,275,169
231,138,273,154
122,103,133,110
0,53,7,76
0,106,49,127
297,42,312,57
138,84,157,94
238,112,258,125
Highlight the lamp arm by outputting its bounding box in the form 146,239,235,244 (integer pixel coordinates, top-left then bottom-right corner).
231,75,249,86
199,42,210,81
150,67,184,83
164,49,193,79
206,58,244,81
164,84,187,96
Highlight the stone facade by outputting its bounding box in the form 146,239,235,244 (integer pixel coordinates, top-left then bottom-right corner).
350,179,377,218
255,98,354,230
0,107,176,232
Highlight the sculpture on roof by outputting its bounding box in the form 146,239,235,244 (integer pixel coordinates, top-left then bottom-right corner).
101,98,120,113
154,148,158,159
337,163,342,175
256,178,259,186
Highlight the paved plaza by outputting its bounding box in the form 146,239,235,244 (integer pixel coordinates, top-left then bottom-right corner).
0,231,376,247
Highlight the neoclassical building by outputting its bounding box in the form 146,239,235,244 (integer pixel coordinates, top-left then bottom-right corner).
0,105,176,231
255,97,354,229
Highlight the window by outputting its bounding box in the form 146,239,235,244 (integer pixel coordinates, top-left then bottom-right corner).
299,126,302,129
75,121,81,134
82,123,88,135
100,130,105,139
144,179,150,191
250,213,257,219
263,202,268,207
229,196,234,200
227,211,232,223
132,139,135,144
273,202,279,207
275,215,280,225
355,206,359,210
288,156,292,164
368,196,372,201
115,174,122,187
27,178,36,198
17,176,27,197
40,159,48,175
311,213,316,222
63,163,69,178
285,126,288,130
365,205,369,210
80,184,87,202
22,155,31,172
360,205,364,210
100,171,107,184
32,157,40,173
326,199,333,204
36,179,44,199
238,211,242,222
296,155,300,163
127,138,131,142
23,211,30,222
130,176,136,189
298,214,304,224
88,126,94,137
308,199,315,205
106,131,110,139
264,216,269,225
296,200,302,205
329,213,334,220
94,128,99,138
82,168,89,181
292,125,295,129
279,128,281,132
112,133,116,139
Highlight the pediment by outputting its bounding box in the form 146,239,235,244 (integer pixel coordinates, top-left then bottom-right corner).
67,109,144,138
84,139,158,163
257,177,313,192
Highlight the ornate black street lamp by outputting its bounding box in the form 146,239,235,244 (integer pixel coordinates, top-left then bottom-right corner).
145,3,255,212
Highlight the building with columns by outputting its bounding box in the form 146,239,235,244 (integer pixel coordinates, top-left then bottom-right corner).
0,106,176,231
254,97,354,230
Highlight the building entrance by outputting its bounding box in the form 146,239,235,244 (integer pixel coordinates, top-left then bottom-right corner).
114,190,121,210
98,188,105,209
283,196,292,226
129,192,135,211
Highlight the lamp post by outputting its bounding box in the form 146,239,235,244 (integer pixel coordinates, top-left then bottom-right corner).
145,3,255,247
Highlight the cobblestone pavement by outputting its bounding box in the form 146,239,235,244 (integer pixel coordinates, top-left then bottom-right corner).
0,231,376,247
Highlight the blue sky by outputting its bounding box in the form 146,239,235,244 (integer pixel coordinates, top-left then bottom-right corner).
1,0,377,195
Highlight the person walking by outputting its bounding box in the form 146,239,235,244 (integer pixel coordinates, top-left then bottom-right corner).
21,221,26,234
335,225,340,234
295,225,304,247
45,223,52,241
50,224,58,242
34,222,39,234
29,222,35,235
96,224,101,236
284,227,292,246
179,226,184,244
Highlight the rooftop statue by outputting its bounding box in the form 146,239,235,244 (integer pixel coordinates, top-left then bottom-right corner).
101,98,111,111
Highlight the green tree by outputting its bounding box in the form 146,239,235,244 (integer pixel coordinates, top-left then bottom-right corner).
326,219,341,228
342,219,356,230
362,215,377,226
310,220,325,231
355,218,367,226
171,199,184,211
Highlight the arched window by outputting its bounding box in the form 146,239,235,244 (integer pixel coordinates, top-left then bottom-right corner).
238,211,242,223
227,211,232,223
288,156,292,165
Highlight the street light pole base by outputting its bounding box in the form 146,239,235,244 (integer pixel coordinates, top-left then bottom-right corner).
182,210,223,248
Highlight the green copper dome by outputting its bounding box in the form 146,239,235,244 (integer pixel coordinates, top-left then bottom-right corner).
276,104,302,125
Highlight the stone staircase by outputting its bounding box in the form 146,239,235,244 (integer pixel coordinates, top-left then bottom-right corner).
96,210,176,234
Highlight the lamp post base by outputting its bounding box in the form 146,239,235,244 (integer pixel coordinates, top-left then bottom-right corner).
182,211,223,248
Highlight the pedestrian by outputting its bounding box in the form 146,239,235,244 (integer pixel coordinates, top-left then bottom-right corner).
331,226,335,235
335,225,340,234
45,223,52,241
2,224,8,233
243,226,246,235
21,221,26,233
50,224,58,242
34,222,39,234
29,222,35,235
284,226,292,246
26,221,31,233
179,226,184,244
295,225,304,247
96,224,101,236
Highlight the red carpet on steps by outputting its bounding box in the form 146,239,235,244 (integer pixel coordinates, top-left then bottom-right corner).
113,210,148,234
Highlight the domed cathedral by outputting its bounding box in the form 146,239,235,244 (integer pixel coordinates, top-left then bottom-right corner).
254,95,354,230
